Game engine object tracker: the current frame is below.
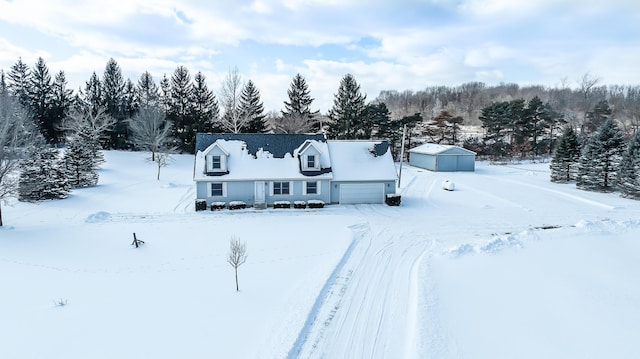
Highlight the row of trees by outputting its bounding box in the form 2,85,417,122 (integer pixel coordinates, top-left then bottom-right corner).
550,119,640,198
1,57,425,157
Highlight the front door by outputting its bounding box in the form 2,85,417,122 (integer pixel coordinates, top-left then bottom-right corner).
255,181,266,203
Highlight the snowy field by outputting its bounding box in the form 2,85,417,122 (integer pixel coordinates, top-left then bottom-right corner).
2,151,640,358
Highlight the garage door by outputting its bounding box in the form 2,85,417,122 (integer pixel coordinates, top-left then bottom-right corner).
340,183,384,204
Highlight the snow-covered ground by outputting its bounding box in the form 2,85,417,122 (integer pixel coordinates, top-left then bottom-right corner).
2,151,640,358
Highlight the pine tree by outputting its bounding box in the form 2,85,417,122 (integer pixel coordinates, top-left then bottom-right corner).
19,147,70,201
327,74,367,139
29,57,55,143
585,100,612,134
82,72,104,113
49,71,73,144
7,57,31,108
239,80,266,133
63,136,99,188
617,131,640,199
102,58,128,149
137,71,161,108
191,71,219,138
429,110,464,145
167,66,194,152
577,119,626,191
550,126,580,182
281,73,318,130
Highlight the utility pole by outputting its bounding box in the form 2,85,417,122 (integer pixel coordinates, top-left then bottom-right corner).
398,124,406,187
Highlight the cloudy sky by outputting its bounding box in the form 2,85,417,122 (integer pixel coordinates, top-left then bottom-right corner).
1,0,638,112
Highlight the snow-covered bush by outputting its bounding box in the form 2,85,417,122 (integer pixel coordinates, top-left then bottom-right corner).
274,201,291,209
211,201,226,210
307,200,324,208
195,199,207,211
385,194,401,206
294,201,307,209
229,201,246,210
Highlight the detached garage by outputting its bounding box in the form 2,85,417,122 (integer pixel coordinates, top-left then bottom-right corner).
409,144,476,172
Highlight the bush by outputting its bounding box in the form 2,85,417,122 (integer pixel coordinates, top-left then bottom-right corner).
294,201,307,209
195,199,207,211
385,194,401,206
274,201,291,209
210,201,226,211
229,201,246,210
308,200,325,208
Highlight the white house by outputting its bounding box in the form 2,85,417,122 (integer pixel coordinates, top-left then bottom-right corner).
194,133,398,207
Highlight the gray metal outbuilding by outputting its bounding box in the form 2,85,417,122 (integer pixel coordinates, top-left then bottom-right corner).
408,144,476,172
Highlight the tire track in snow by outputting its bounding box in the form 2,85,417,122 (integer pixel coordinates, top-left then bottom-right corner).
290,207,432,359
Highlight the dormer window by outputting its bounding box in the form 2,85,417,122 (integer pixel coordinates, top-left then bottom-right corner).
307,155,316,169
212,155,222,169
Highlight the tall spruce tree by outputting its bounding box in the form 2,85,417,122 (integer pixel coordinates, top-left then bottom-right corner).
102,58,128,149
617,131,640,199
550,126,581,182
167,66,195,152
327,74,367,139
281,73,318,130
82,71,104,113
29,57,55,143
577,119,626,191
19,146,70,201
49,71,73,144
63,136,99,188
137,71,161,108
191,71,219,137
7,57,31,108
239,80,267,133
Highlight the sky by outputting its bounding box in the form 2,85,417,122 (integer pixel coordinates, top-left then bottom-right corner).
1,0,639,113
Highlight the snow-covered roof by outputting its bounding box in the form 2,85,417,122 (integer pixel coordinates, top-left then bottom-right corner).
409,143,476,155
327,140,398,182
194,139,333,181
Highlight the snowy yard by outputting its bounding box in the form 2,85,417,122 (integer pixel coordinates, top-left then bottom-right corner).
2,151,640,358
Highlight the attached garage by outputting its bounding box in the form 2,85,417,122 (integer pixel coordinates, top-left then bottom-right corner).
409,144,476,172
339,183,385,204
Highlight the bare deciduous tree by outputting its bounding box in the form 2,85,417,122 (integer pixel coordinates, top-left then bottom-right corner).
0,93,38,226
128,105,173,161
270,112,315,134
227,236,248,292
153,148,174,180
218,67,247,133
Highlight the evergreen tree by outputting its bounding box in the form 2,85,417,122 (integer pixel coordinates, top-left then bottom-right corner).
7,57,31,107
238,80,267,133
137,71,161,108
577,119,626,191
617,131,640,199
49,71,73,144
191,71,219,137
429,110,464,144
19,146,70,201
63,136,99,188
102,58,128,149
281,73,318,130
327,74,367,139
167,66,194,152
159,73,171,113
82,71,104,113
29,57,55,143
585,100,612,134
550,126,581,182
479,101,511,158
